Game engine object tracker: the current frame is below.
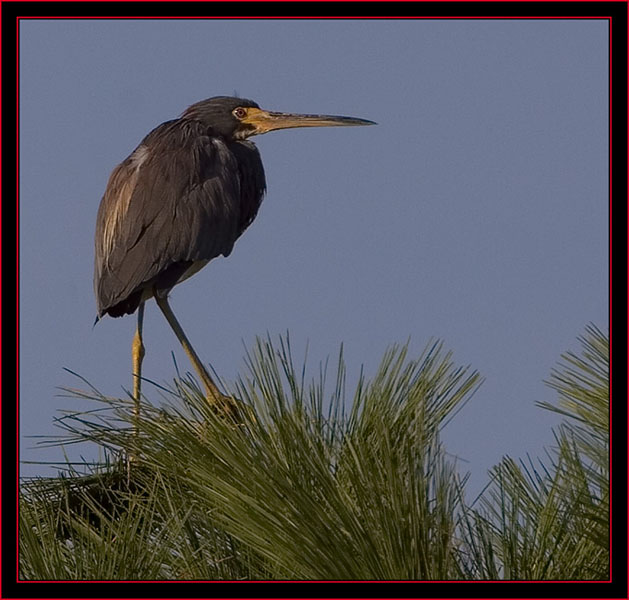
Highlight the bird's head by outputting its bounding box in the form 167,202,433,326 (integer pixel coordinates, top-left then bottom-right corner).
182,96,375,141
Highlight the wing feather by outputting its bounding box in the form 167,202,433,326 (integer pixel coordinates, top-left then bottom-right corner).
94,120,265,317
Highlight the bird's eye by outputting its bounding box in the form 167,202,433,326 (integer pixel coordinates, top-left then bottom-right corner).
233,107,247,119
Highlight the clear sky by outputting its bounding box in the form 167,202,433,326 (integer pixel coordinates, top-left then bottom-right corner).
19,19,608,495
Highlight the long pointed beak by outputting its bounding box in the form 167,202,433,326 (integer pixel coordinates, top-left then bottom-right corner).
242,107,376,135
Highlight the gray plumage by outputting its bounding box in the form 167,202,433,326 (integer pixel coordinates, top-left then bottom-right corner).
94,98,266,319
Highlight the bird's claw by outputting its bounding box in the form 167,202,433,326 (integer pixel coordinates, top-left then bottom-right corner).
208,392,254,426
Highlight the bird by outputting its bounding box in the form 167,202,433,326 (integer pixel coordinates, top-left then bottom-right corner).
94,95,375,421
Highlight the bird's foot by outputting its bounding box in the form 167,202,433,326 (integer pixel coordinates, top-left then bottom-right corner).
207,391,254,426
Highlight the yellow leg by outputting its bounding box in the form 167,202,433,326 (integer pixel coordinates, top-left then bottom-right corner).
128,302,146,476
132,302,145,432
154,292,224,404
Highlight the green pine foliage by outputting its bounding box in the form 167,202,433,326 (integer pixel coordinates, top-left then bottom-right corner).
457,324,609,580
19,326,609,580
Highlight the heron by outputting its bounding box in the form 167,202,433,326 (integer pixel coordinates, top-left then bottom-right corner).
94,95,375,421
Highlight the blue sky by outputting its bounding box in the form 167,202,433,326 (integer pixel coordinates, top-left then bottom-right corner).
19,19,608,495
